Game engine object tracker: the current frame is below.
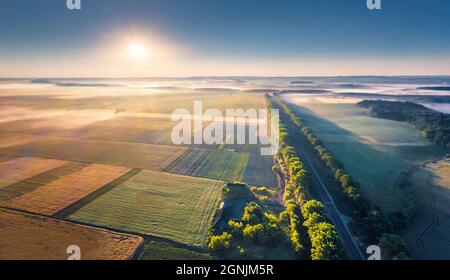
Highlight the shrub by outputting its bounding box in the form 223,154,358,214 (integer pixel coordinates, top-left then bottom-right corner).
207,232,233,251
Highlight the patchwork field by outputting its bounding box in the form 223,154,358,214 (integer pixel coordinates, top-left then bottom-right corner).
0,208,143,260
0,161,89,202
282,95,449,212
0,137,187,171
68,170,224,247
3,164,130,215
0,84,278,259
0,157,67,189
166,149,277,187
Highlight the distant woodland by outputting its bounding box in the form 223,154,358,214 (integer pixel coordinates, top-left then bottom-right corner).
358,100,450,149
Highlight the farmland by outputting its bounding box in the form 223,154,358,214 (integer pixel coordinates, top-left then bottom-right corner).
0,157,66,189
140,239,214,260
166,149,277,187
402,158,450,259
3,164,130,215
281,95,449,212
68,170,224,247
0,161,89,202
0,137,187,171
0,83,279,259
166,149,248,182
0,208,143,260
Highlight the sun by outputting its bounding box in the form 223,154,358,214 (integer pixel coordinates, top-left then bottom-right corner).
128,42,148,60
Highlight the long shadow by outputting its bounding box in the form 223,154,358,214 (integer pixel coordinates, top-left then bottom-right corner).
280,99,448,212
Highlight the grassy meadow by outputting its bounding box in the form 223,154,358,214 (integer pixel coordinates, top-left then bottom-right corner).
166,149,277,187
140,239,213,260
282,95,449,212
68,170,224,247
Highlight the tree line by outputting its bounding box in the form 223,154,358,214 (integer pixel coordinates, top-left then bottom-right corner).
273,94,410,260
358,100,450,149
271,99,347,260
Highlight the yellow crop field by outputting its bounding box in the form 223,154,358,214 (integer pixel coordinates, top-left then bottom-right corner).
0,157,66,189
0,137,187,171
3,164,130,215
0,208,143,260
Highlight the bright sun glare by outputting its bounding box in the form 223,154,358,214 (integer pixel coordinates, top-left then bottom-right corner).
128,43,148,60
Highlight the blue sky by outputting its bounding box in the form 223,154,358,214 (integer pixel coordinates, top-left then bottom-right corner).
1,0,450,77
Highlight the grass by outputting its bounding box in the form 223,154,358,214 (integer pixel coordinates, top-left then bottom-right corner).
167,149,277,187
401,163,450,259
140,239,213,260
0,208,143,260
54,168,141,218
68,170,224,247
282,97,449,212
166,149,249,182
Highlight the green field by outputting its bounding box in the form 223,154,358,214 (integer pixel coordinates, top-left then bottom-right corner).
68,170,223,247
140,239,213,260
282,97,449,212
166,149,277,187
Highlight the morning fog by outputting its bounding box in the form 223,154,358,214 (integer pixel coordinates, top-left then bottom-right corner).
171,101,280,156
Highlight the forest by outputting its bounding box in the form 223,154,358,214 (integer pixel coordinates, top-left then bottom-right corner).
358,100,450,149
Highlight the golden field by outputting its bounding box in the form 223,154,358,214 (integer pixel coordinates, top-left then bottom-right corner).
0,157,66,189
2,164,130,215
0,208,143,260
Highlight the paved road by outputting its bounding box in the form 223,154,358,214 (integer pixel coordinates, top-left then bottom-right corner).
272,97,365,260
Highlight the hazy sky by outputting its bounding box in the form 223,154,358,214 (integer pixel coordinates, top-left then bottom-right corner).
1,0,450,77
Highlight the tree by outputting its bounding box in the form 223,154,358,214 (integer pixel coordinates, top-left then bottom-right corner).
242,202,264,225
365,209,393,241
301,200,325,221
207,232,233,251
242,223,283,246
243,224,265,245
308,222,346,260
379,234,409,260
228,220,244,238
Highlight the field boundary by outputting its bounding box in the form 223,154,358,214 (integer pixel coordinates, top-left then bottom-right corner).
0,161,89,202
54,168,142,218
163,149,191,172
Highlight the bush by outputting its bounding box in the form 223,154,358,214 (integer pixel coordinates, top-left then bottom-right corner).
207,232,233,252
